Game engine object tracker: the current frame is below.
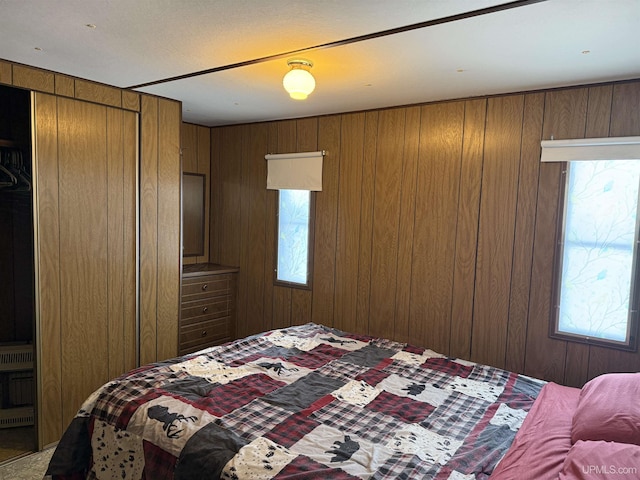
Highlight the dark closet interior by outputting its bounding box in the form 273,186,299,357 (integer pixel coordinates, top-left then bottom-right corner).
0,84,35,462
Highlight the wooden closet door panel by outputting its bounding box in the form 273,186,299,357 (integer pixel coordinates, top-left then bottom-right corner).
106,108,138,379
33,92,63,446
139,95,159,365
140,96,181,363
122,111,138,373
156,98,180,361
107,108,125,379
57,97,110,426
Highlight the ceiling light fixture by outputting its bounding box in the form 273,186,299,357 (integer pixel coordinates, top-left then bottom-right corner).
283,59,315,100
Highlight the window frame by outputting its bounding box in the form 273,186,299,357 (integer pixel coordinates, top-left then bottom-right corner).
549,161,640,352
273,189,316,290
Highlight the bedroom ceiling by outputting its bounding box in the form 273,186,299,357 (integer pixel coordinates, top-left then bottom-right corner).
1,0,639,127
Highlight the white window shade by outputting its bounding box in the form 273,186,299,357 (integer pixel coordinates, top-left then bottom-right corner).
541,136,640,162
265,151,324,191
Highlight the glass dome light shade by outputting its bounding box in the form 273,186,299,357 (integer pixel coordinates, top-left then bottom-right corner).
283,67,316,100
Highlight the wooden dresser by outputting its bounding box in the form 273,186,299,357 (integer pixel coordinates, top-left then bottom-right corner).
180,263,239,355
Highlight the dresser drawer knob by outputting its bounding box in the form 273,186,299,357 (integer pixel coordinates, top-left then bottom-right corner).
202,284,208,291
202,306,208,313
201,330,207,337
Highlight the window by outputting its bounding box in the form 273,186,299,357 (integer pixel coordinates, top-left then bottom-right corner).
265,150,323,289
275,189,314,288
551,159,640,350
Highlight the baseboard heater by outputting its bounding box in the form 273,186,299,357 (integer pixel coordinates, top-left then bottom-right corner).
0,405,34,428
0,344,35,429
0,344,34,372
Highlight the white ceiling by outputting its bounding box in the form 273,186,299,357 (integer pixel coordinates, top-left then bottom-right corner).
1,0,639,127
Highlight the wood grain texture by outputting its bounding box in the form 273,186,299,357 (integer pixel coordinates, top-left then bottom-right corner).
610,82,640,137
211,79,640,387
209,127,222,264
334,113,365,334
33,93,63,446
368,109,405,340
411,102,465,355
180,123,211,265
0,60,11,84
139,95,159,365
291,117,317,326
74,79,122,108
505,93,544,374
122,111,138,372
394,107,421,344
13,65,54,93
54,75,74,97
272,121,296,328
472,96,525,368
121,90,140,112
449,99,487,360
524,88,588,383
236,124,251,334
219,126,243,266
241,123,268,338
197,125,211,264
262,124,278,332
356,111,378,336
310,116,338,327
156,98,181,361
181,123,198,172
57,97,109,428
107,108,126,379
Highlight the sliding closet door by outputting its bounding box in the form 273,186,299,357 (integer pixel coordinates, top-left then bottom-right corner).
33,93,137,446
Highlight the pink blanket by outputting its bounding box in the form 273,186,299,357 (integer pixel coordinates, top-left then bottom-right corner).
490,382,580,480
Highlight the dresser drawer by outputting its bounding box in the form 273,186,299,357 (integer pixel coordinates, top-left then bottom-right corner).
179,317,232,354
181,297,230,325
181,274,231,302
180,265,238,355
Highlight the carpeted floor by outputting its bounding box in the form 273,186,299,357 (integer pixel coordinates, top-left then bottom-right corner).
0,446,53,480
0,426,35,463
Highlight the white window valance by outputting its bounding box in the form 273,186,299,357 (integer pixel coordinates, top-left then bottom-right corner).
540,136,640,162
265,151,324,191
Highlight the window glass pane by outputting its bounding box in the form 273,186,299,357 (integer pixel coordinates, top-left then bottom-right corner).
277,189,310,285
558,160,640,343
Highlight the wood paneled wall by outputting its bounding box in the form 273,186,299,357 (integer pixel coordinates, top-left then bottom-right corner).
211,79,640,388
181,122,211,264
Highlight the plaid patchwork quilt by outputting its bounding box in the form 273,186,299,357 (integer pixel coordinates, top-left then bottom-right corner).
46,323,544,479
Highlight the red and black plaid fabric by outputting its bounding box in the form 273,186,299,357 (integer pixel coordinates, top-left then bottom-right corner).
47,323,544,480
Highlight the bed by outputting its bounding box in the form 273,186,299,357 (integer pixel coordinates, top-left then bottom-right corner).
45,323,552,479
490,371,640,479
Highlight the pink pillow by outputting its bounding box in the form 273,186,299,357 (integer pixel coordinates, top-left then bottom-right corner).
559,440,640,479
571,373,640,445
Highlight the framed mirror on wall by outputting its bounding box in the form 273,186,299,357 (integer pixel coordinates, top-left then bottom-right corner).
182,172,205,257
